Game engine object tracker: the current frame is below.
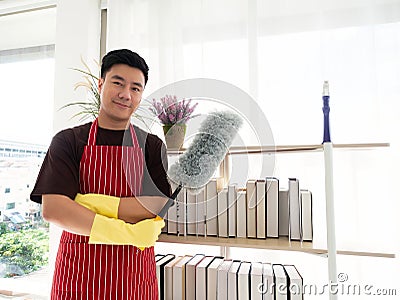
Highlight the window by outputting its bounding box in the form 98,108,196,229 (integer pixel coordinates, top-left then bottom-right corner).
0,4,55,296
5,203,15,210
0,48,53,296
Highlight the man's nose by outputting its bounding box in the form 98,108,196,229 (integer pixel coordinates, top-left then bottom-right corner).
118,86,132,100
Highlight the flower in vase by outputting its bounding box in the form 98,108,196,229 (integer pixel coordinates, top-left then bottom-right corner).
149,95,198,126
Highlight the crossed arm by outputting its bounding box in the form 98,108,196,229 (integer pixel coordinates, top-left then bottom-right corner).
42,194,168,236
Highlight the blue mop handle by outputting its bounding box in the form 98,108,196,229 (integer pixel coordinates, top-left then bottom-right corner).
322,81,331,143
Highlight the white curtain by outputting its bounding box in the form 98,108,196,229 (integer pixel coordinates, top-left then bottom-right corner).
106,0,400,142
107,0,400,296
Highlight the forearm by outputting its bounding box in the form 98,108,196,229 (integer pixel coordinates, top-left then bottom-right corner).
118,196,168,224
42,194,165,248
74,193,169,224
42,194,95,235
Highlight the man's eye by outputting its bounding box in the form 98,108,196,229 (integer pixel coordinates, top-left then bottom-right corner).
131,87,140,92
113,81,122,86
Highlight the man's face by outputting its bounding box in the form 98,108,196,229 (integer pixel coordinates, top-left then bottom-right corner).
98,64,145,127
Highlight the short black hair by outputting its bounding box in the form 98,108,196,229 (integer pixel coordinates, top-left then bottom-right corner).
100,49,149,85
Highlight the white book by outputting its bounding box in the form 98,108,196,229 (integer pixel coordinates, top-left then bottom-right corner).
272,264,287,300
262,262,274,300
266,177,279,238
278,188,289,237
185,254,206,300
236,190,247,238
167,182,179,235
186,189,197,235
196,187,206,236
300,189,313,242
289,178,301,240
196,256,218,300
284,265,304,300
217,259,233,300
218,187,229,238
207,257,225,300
251,262,263,300
206,178,221,236
246,179,257,238
173,255,193,300
164,256,183,300
227,184,238,237
227,261,242,300
156,254,175,300
177,187,186,236
256,179,266,239
237,261,251,300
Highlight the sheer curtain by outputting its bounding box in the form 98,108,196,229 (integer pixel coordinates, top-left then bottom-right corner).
107,0,399,297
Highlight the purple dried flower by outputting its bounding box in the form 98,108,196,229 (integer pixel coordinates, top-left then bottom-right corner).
150,94,198,125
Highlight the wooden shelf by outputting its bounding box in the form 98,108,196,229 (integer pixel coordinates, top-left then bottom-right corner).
227,142,390,155
164,142,394,260
158,234,395,258
167,142,390,155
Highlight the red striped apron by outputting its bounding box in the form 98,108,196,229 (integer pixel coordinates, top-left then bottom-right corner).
51,119,158,299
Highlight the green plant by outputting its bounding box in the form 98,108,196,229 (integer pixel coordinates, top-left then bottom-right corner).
0,222,9,235
0,228,49,277
60,59,151,130
60,60,101,121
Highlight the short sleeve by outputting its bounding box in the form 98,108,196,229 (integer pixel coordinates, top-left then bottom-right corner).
30,130,81,203
142,136,172,198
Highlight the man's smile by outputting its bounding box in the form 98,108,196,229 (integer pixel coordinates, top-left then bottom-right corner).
112,100,131,109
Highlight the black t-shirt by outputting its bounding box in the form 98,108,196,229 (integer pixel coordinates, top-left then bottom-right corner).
30,122,171,203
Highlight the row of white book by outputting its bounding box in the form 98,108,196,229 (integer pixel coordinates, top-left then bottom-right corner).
164,177,313,242
155,253,304,300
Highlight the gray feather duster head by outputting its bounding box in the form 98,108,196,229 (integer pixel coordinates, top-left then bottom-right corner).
168,110,243,188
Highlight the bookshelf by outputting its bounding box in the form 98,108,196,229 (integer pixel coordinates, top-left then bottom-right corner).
158,234,395,258
227,142,390,154
168,142,390,155
165,142,395,259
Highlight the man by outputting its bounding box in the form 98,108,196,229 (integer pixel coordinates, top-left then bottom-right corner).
31,49,171,299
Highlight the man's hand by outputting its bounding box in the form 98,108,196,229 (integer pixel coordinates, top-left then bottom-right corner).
75,193,119,218
89,214,165,248
74,193,168,224
42,194,165,247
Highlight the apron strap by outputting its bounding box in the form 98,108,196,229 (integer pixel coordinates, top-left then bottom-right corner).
87,119,98,146
129,123,140,148
88,118,141,148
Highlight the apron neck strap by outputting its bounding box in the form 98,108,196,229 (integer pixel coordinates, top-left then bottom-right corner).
87,118,140,147
87,119,98,146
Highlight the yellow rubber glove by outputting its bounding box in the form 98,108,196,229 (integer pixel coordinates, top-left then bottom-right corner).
75,193,120,218
89,214,165,249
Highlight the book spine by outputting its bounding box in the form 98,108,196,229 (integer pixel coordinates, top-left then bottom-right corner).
266,177,279,238
206,179,218,236
256,180,266,239
288,178,301,240
218,188,228,238
228,185,237,237
246,180,257,238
